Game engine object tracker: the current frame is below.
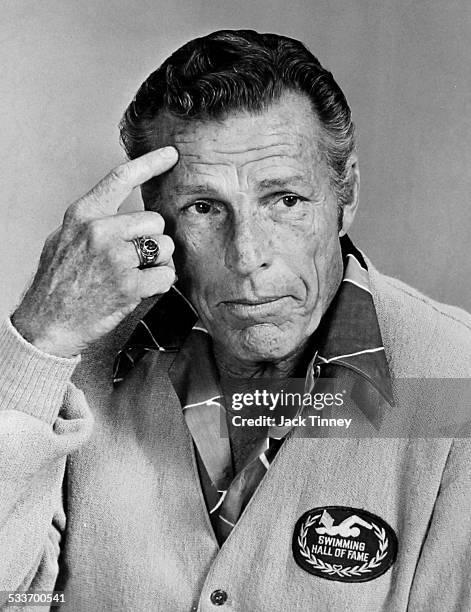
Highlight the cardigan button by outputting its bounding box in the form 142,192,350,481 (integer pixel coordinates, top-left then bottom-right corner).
210,589,228,605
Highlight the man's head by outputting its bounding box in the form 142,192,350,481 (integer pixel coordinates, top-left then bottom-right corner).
120,30,360,374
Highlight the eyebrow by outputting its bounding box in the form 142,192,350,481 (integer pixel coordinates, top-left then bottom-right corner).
255,175,310,192
173,184,219,197
173,175,311,197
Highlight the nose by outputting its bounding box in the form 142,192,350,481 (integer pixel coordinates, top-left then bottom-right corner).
224,213,272,275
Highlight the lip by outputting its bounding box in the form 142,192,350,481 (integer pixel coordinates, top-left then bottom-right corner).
221,296,291,320
223,296,283,306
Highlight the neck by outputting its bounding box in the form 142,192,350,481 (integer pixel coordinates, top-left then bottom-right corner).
213,339,310,379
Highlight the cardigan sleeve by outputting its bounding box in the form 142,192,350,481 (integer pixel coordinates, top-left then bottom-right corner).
0,318,93,602
407,438,471,611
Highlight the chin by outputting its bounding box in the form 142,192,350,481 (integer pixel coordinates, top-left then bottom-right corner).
231,322,301,364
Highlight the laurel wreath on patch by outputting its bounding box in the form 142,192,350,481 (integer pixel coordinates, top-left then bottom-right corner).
297,514,389,578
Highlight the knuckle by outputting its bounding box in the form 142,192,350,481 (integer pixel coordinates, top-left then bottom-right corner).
152,211,165,233
140,210,165,233
159,234,175,257
138,266,175,298
159,266,176,287
64,199,85,224
42,232,61,260
44,227,61,248
85,218,107,247
109,163,131,185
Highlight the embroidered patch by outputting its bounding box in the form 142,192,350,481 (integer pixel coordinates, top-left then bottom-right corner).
292,506,398,582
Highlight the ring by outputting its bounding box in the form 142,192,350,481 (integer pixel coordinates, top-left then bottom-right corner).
132,236,160,268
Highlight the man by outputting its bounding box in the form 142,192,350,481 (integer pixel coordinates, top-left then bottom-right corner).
1,29,470,611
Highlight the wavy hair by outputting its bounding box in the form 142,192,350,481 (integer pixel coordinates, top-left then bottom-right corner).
120,29,356,209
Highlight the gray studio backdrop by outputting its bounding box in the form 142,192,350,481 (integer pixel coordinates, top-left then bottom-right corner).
2,0,470,316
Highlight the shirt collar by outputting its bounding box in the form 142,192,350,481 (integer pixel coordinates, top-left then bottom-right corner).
113,235,393,407
312,235,394,406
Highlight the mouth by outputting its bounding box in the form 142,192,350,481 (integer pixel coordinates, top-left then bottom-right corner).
221,296,291,320
224,296,282,305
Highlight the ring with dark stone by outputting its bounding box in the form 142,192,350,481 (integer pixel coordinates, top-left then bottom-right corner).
132,236,160,268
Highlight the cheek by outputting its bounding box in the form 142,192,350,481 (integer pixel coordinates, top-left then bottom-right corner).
312,231,343,306
171,225,222,297
276,210,328,275
281,206,341,303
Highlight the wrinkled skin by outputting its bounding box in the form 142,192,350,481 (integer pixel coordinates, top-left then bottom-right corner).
13,148,178,358
143,92,359,377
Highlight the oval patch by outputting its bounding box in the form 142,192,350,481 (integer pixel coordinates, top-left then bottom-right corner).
292,506,398,582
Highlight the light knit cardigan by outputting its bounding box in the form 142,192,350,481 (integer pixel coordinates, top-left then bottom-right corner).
0,262,470,611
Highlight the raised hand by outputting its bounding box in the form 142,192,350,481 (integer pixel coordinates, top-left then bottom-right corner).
12,147,178,358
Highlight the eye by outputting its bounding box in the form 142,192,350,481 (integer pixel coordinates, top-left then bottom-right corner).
278,194,302,208
194,201,212,214
187,200,220,215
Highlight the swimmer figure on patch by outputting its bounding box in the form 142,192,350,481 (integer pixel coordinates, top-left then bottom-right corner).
315,510,372,538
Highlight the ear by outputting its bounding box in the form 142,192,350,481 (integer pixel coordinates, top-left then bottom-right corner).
338,154,360,237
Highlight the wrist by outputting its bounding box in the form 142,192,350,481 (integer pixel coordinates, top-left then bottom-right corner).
11,310,81,359
0,317,80,422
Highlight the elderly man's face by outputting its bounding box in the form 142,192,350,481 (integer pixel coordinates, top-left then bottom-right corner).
149,92,357,371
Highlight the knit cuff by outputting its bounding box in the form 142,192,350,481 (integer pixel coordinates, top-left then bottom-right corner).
0,318,80,424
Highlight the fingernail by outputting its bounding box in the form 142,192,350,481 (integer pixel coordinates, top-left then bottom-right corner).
160,146,178,159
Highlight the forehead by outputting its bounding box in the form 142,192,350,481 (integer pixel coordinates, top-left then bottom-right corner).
151,92,326,192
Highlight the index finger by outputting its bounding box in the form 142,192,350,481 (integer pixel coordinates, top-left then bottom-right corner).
81,146,179,217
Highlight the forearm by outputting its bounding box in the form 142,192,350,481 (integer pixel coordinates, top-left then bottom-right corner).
0,318,93,593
